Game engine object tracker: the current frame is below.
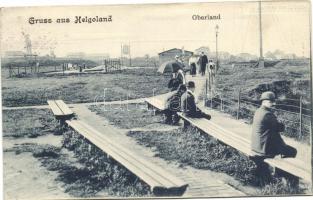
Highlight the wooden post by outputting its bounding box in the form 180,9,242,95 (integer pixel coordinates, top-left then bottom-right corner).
55,65,56,71
9,65,12,77
221,95,223,111
62,63,65,76
24,65,27,74
18,66,20,75
299,96,302,139
237,89,241,120
205,78,208,106
210,89,213,108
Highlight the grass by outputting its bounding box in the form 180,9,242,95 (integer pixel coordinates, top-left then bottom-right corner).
127,127,306,195
2,109,59,138
128,128,258,185
89,103,163,129
2,68,169,107
211,62,311,142
62,128,152,197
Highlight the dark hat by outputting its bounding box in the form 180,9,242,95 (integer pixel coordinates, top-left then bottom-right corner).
260,91,276,101
187,81,195,88
177,84,187,92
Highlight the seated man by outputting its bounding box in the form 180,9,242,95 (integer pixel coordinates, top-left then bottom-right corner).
164,84,187,125
251,91,297,159
181,81,211,120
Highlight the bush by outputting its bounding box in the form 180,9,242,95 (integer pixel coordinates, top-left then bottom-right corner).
33,145,60,158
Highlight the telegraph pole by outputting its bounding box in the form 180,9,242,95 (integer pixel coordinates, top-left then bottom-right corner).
129,42,132,67
215,24,219,72
258,1,264,67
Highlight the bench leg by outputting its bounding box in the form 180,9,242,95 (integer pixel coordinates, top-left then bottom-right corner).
274,168,299,188
183,120,191,129
250,157,272,186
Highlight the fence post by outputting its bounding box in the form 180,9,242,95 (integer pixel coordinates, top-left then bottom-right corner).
9,65,12,77
210,88,213,108
220,95,223,111
205,78,208,106
237,88,241,120
299,96,302,139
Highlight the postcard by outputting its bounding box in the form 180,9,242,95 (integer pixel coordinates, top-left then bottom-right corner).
1,0,312,199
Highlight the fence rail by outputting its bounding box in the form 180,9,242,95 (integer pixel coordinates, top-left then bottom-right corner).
205,79,311,139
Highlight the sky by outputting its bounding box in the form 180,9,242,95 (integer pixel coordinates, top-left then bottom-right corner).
0,1,310,58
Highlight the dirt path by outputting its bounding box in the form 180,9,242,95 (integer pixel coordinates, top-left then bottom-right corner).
71,104,250,197
3,135,71,200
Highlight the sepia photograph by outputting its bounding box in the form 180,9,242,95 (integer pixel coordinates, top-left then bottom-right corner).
1,0,312,199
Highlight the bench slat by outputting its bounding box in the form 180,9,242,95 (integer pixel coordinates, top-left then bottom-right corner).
47,100,64,116
66,120,163,187
55,100,74,115
145,91,176,111
79,121,187,187
66,120,187,194
177,112,311,181
264,158,311,182
178,113,253,156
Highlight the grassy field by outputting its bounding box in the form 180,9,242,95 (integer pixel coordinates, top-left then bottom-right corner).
212,62,311,142
2,68,169,107
89,103,163,129
2,109,58,138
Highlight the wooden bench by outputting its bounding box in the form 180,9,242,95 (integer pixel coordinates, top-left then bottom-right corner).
66,119,188,196
145,91,176,113
47,100,74,123
177,112,311,183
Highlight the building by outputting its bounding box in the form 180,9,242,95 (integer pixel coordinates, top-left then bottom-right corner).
4,51,25,58
67,52,86,59
158,48,194,65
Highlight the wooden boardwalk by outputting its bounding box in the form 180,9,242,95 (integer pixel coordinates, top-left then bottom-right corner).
70,104,245,197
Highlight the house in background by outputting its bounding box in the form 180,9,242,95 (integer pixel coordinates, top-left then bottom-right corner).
158,48,194,65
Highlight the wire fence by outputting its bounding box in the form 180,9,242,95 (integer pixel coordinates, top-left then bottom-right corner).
204,80,312,140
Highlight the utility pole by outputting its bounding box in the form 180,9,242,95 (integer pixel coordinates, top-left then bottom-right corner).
215,24,219,72
129,42,132,67
120,44,123,66
258,1,264,67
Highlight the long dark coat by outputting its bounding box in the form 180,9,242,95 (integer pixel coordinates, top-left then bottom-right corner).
251,106,285,156
199,55,208,71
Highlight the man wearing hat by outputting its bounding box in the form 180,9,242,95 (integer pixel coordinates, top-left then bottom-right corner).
251,91,297,158
181,81,211,120
198,52,208,76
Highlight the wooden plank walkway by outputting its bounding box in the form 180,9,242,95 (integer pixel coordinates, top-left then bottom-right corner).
70,104,245,197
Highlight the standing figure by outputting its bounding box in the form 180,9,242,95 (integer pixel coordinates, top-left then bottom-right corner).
198,52,208,76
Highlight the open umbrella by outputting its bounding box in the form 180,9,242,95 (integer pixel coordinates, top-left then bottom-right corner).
158,61,184,74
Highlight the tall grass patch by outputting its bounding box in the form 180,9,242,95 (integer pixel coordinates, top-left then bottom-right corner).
2,109,58,138
89,103,163,129
61,128,152,197
127,127,306,195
